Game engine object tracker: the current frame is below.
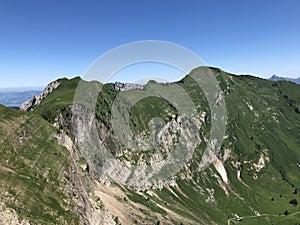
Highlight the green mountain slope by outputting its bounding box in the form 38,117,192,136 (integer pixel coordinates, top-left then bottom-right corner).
0,105,80,224
0,67,299,224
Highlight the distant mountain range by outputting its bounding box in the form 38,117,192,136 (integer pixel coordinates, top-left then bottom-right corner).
1,74,299,108
0,90,42,108
269,75,300,84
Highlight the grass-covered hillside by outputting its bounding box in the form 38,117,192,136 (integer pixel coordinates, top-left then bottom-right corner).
0,105,80,224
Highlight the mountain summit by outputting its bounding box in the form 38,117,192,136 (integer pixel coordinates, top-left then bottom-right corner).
269,74,300,85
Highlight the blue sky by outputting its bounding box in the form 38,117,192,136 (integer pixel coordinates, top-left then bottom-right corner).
0,0,300,87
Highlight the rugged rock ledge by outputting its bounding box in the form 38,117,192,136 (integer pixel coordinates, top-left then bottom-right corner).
114,82,144,91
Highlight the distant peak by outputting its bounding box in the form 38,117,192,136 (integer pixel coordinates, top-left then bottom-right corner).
269,74,300,85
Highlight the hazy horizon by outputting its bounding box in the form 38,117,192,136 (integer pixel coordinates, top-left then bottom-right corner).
0,86,44,92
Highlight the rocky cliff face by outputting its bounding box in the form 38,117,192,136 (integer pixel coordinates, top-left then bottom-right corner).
55,114,117,225
20,80,60,111
0,203,30,225
114,82,144,91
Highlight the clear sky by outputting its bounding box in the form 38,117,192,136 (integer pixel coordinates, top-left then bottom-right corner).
1,0,300,87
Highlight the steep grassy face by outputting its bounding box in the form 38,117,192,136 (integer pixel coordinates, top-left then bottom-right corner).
0,105,80,224
225,73,300,187
1,67,300,225
211,69,300,223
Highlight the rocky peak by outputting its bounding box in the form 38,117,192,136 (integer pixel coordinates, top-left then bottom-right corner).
269,74,300,84
114,82,144,91
269,74,279,80
20,80,60,111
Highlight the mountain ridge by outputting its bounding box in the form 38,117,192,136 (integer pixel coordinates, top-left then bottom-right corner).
1,66,300,224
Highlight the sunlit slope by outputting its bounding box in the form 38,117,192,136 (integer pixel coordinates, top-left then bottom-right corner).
0,105,80,224
1,67,299,224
